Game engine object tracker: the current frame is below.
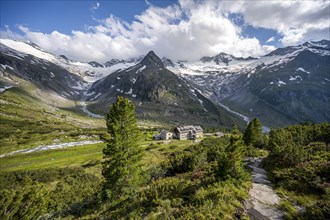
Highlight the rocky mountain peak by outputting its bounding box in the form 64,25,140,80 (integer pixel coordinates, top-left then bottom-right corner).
59,55,70,61
88,61,104,68
200,52,234,65
140,51,164,68
161,57,175,67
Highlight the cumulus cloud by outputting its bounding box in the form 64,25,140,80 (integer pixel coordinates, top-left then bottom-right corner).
1,0,327,62
223,0,330,45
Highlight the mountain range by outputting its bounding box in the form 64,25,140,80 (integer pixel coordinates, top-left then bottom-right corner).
0,38,329,128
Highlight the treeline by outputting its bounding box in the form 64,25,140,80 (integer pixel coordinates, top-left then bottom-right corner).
264,122,330,219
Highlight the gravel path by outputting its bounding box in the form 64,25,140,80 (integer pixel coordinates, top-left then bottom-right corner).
246,158,284,220
0,140,102,158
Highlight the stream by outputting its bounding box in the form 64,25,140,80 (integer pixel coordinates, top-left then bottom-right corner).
0,140,102,158
218,102,270,133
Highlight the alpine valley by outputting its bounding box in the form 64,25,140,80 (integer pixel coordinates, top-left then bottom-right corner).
1,38,329,129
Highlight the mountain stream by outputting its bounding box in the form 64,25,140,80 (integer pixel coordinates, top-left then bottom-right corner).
0,140,102,158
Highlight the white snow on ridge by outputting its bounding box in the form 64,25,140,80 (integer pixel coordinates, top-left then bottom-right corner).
296,67,310,74
84,91,95,96
197,98,208,112
169,59,254,76
1,39,137,83
289,75,302,81
136,65,146,73
277,80,286,86
125,88,133,95
308,48,330,56
0,64,14,70
1,39,57,62
131,77,137,84
0,86,13,93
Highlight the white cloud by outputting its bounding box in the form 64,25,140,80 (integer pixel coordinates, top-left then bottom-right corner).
145,0,151,6
266,37,275,43
0,25,25,40
223,0,330,45
1,1,327,62
91,2,100,12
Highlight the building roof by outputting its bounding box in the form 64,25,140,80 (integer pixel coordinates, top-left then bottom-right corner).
176,125,203,133
160,129,171,134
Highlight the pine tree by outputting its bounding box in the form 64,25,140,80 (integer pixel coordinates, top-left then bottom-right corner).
243,118,263,147
102,96,141,200
216,125,246,179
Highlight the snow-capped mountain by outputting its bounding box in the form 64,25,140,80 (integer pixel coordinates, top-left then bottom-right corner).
200,52,257,66
1,38,329,127
168,40,330,127
84,51,243,127
0,39,243,128
0,38,138,83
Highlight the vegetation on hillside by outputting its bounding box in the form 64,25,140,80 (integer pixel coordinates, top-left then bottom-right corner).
0,96,251,219
0,167,101,219
0,87,106,154
1,92,329,219
264,123,330,219
98,98,250,218
100,132,250,219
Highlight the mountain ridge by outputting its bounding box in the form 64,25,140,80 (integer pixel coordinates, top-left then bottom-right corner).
1,38,329,128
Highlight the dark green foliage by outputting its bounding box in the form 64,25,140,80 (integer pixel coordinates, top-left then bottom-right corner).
102,96,141,199
264,122,330,219
0,167,101,219
101,135,250,219
243,118,263,148
165,129,246,181
219,125,246,179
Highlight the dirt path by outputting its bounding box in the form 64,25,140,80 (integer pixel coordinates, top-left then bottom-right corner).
246,158,284,220
0,140,102,158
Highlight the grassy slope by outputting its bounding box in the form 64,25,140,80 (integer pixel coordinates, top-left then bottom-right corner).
0,131,197,172
0,78,107,154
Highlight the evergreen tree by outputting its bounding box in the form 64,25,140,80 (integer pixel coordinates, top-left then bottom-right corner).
102,96,141,200
217,125,246,179
243,118,263,147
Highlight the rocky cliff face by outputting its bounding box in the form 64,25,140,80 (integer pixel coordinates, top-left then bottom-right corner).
86,51,244,127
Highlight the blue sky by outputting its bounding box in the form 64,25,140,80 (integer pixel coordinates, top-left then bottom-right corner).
1,1,149,33
1,0,329,62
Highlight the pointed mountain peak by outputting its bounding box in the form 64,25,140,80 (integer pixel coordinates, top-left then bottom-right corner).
140,51,164,67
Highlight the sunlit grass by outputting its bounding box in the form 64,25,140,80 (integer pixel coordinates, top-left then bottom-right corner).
0,143,105,171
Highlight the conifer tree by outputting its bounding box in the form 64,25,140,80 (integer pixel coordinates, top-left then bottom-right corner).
217,125,246,179
102,96,141,200
243,118,263,147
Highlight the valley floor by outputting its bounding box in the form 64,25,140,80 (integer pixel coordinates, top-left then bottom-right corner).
0,140,102,158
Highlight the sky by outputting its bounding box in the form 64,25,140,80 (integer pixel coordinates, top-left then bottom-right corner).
1,0,329,62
